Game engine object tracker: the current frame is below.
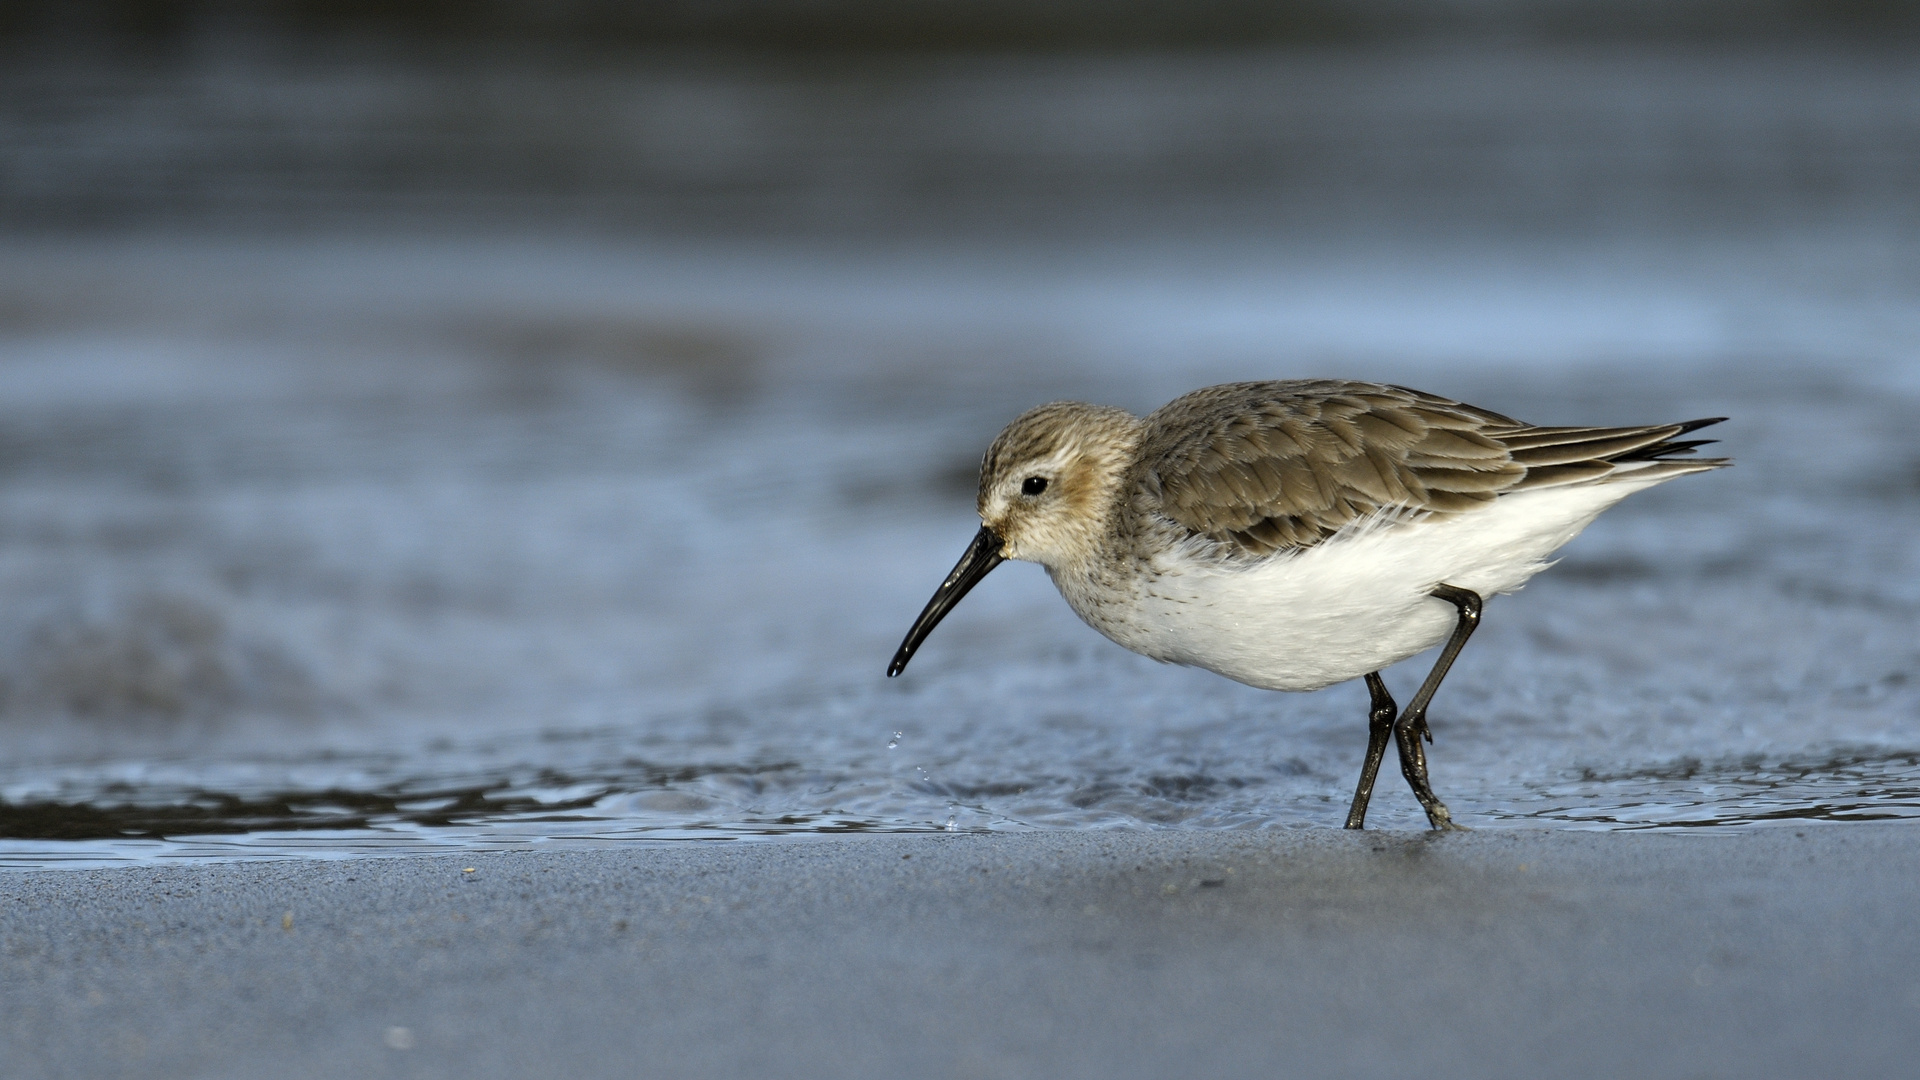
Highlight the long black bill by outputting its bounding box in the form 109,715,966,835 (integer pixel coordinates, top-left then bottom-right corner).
887,525,1006,677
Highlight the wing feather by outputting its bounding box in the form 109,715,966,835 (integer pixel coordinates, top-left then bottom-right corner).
1131,380,1727,557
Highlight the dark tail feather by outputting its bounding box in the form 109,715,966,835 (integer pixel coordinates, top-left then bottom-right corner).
1611,418,1727,462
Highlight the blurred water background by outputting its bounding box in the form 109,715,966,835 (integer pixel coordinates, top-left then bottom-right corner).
3,1,1919,867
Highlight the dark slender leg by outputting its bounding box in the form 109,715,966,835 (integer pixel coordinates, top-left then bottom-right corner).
1393,583,1482,830
1343,673,1398,829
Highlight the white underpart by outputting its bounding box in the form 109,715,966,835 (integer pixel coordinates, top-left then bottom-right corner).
1059,472,1681,692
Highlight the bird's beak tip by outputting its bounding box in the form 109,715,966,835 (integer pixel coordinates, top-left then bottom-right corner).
885,525,1006,679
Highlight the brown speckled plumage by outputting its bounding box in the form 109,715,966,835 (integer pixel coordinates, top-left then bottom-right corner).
1128,380,1724,557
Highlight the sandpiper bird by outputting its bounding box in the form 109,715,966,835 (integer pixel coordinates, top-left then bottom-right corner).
887,380,1727,830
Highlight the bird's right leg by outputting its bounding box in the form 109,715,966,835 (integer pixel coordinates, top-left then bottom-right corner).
1391,584,1482,831
1342,671,1398,830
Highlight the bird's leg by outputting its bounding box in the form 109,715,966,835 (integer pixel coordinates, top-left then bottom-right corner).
1393,583,1482,831
1343,672,1398,830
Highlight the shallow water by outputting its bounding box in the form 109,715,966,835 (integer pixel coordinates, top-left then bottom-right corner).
0,229,1915,868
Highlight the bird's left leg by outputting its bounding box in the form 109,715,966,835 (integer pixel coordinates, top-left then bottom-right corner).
1343,672,1398,829
1392,583,1482,831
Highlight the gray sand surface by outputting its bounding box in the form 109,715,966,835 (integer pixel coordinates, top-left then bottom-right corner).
5,826,1918,1079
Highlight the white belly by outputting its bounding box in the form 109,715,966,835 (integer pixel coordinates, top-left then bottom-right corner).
1057,481,1659,692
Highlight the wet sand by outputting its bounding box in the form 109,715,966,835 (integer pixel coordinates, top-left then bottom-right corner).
4,825,1917,1079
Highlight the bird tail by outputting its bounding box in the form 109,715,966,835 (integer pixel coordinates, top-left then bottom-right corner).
1499,418,1730,491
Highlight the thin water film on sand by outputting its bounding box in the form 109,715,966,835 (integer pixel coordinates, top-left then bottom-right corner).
3,23,1919,865
1,233,1918,867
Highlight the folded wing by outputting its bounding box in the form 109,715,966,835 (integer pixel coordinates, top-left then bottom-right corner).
1133,380,1726,557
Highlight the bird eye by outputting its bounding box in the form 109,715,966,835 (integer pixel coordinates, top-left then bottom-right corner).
1021,476,1049,496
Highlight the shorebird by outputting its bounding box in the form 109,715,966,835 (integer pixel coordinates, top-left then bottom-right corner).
886,380,1727,830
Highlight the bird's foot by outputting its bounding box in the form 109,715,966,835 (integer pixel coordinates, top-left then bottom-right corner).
1422,801,1470,831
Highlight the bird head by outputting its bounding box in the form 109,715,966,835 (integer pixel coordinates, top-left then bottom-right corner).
976,401,1142,567
888,400,1141,676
